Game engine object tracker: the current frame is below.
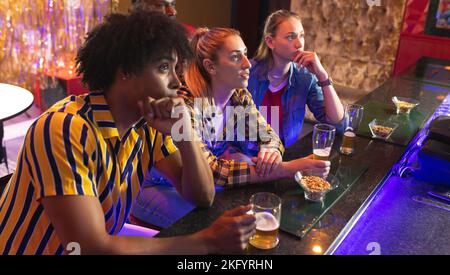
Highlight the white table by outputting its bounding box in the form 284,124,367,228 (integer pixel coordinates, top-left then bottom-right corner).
0,83,34,121
0,83,34,172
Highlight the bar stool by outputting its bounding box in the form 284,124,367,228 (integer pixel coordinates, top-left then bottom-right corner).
117,223,159,238
0,173,12,196
0,83,34,173
0,121,9,173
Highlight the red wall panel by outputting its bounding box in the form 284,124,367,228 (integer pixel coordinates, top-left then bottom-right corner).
394,0,450,75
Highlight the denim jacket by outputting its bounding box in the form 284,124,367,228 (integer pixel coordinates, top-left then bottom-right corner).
248,60,342,148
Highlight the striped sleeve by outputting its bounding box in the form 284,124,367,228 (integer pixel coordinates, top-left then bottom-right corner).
152,132,178,163
25,112,98,200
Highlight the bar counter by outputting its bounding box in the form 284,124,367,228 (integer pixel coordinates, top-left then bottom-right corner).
156,68,450,255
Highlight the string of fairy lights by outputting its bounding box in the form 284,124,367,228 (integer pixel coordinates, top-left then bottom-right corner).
0,0,119,91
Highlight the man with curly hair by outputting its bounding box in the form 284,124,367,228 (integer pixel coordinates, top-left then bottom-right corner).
0,11,255,255
128,0,199,229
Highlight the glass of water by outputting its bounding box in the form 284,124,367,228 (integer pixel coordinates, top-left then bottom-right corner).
312,124,336,161
340,104,364,155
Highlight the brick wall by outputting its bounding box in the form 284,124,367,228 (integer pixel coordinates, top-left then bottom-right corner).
291,0,406,95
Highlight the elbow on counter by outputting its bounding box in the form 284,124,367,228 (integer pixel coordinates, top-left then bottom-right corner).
190,188,215,208
200,169,216,207
189,173,216,208
199,192,215,208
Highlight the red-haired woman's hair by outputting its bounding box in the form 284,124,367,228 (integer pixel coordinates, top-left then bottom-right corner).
185,27,241,105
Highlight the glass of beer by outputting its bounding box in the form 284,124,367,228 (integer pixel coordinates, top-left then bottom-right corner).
312,124,336,161
340,104,364,155
249,192,282,249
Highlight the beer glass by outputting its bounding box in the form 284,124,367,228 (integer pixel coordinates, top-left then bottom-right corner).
312,124,336,161
340,104,363,155
249,192,282,249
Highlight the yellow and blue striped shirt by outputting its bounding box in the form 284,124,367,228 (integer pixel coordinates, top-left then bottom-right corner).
0,92,177,255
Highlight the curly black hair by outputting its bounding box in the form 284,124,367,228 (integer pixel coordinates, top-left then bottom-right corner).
76,10,192,92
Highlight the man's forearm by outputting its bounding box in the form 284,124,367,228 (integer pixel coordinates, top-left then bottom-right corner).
84,232,210,255
175,140,215,207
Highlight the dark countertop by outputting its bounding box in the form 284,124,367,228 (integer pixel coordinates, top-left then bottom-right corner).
331,91,450,255
156,76,449,255
156,133,405,255
399,56,450,88
332,175,450,255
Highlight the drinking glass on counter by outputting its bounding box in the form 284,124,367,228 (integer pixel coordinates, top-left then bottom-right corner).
249,192,282,250
312,124,336,161
340,104,364,155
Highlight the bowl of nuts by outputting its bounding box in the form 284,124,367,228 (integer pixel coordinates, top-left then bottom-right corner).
368,119,398,140
295,172,340,202
392,96,419,114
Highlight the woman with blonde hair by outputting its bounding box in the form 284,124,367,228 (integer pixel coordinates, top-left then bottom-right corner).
248,10,344,148
131,27,331,229
184,27,330,186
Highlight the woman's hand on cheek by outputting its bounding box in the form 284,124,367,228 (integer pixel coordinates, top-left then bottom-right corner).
292,51,328,81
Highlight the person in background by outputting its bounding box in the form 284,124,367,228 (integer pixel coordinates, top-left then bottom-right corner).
130,0,196,37
131,27,331,229
129,0,196,80
248,10,344,148
0,11,255,255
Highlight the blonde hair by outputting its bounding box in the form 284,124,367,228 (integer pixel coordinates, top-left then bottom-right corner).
254,10,302,72
185,27,241,106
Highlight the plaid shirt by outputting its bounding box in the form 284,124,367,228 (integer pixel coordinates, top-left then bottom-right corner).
180,88,285,187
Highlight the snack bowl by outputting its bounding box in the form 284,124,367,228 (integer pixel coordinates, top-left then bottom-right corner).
392,96,419,114
368,119,398,140
295,172,340,202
